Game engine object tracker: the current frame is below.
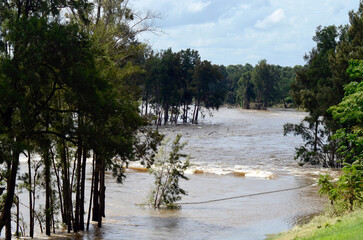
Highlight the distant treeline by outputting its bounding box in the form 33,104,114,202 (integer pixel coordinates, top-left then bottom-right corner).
140,48,302,124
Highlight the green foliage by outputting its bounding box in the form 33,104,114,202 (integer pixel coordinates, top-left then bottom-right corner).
237,71,254,109
142,49,226,124
318,174,338,205
192,60,226,109
346,59,363,80
284,117,334,166
318,162,362,212
318,57,363,222
285,2,363,168
233,62,298,109
328,61,363,164
149,134,189,209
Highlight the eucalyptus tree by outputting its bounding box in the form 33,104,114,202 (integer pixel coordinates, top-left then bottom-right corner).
285,1,363,167
225,64,253,105
286,25,346,166
252,59,279,110
179,49,200,122
237,71,254,109
143,51,163,119
191,60,226,124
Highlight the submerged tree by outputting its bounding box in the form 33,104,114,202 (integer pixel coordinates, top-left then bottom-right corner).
237,71,254,109
149,134,189,209
191,60,226,124
252,59,279,110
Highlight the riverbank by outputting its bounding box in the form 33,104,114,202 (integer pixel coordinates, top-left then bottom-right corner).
267,208,363,240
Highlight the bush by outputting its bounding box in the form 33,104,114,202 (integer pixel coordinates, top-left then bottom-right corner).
148,134,189,209
318,162,362,212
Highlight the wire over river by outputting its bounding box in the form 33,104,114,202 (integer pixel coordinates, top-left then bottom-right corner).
178,183,317,205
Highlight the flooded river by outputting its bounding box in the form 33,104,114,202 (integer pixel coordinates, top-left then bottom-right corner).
16,108,330,239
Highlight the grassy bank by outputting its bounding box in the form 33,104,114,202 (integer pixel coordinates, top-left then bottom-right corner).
267,209,363,240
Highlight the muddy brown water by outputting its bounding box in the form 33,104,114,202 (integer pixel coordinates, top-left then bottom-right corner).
12,108,331,239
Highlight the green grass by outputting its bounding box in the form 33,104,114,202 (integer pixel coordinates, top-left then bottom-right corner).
267,209,363,240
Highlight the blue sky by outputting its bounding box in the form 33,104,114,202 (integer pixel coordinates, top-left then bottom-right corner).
130,0,360,67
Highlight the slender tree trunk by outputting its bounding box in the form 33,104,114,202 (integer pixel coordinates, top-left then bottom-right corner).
16,196,19,237
61,141,72,232
98,158,105,227
80,148,87,230
192,102,197,124
92,154,100,222
52,153,64,223
164,103,169,125
314,119,319,153
27,151,34,237
194,99,201,124
50,191,55,234
87,155,95,230
33,168,39,233
70,152,77,230
183,102,187,123
74,145,82,232
45,146,51,236
96,0,102,24
0,150,20,237
145,90,149,116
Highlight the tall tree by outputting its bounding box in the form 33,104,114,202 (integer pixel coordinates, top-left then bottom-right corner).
237,71,254,109
179,49,200,122
252,60,278,109
191,60,226,123
286,1,363,167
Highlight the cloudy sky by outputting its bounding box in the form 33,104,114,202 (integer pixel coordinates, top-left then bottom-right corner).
130,0,359,67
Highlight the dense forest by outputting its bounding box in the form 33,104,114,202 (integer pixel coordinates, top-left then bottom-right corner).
0,0,361,239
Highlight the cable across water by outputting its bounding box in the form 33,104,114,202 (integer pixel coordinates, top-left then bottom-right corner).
178,183,316,205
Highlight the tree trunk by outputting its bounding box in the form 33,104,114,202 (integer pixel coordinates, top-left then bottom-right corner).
74,146,82,232
145,89,149,116
87,155,95,230
192,102,197,124
27,151,34,238
0,150,20,237
164,103,169,125
183,102,187,123
80,148,87,230
98,158,105,227
92,155,100,222
194,99,201,124
314,119,319,153
92,154,105,227
45,147,51,236
16,196,19,237
61,141,72,232
52,153,64,223
5,217,11,239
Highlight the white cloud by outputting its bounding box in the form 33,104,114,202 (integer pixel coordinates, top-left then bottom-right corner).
255,8,285,29
187,1,211,13
136,0,359,66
